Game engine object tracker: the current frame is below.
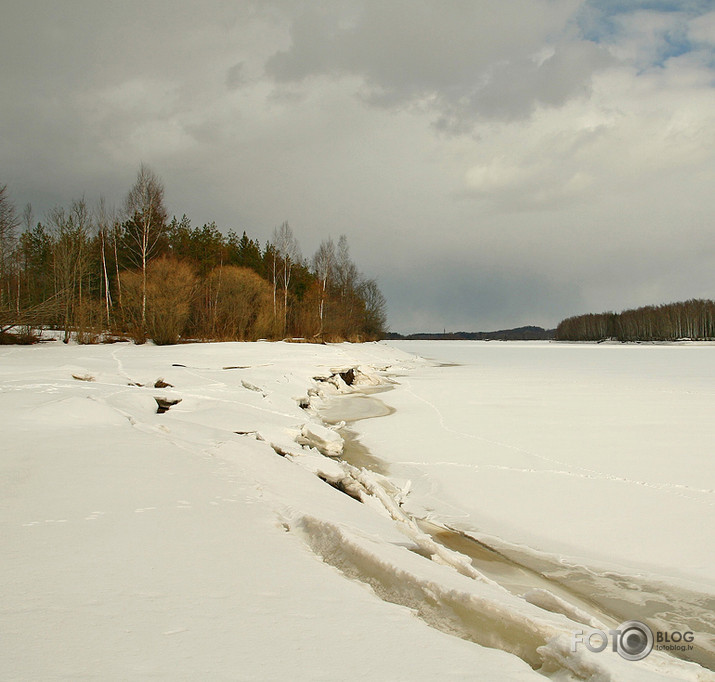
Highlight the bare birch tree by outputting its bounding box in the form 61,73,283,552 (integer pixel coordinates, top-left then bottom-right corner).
312,236,334,337
335,234,358,301
271,221,301,336
334,234,360,336
95,197,115,328
123,164,168,330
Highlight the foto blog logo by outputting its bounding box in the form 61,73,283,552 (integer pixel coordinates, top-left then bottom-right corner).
571,620,654,661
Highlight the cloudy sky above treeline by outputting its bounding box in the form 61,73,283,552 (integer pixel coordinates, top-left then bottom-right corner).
2,1,715,332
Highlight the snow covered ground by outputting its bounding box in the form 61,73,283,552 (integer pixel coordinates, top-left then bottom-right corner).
1,338,713,680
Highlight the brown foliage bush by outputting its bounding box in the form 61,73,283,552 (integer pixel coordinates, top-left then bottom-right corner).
197,265,273,341
121,257,197,345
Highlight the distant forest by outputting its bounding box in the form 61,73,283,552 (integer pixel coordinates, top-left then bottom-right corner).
0,166,387,344
556,299,715,342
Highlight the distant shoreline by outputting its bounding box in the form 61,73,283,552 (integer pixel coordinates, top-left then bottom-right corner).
385,326,555,341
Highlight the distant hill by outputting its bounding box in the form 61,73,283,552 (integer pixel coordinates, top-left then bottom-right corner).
385,326,555,341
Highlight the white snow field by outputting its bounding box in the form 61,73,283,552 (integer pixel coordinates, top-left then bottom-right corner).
0,338,713,681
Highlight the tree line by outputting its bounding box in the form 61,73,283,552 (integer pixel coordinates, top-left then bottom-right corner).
0,166,387,344
556,299,715,341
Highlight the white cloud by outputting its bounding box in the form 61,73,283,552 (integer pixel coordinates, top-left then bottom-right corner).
689,10,715,44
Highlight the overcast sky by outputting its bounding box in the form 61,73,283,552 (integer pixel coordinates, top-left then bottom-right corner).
2,1,715,332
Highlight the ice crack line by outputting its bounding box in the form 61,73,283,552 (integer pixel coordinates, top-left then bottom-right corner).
396,460,715,506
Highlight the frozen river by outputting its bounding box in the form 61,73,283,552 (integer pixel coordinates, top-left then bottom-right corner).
339,340,715,669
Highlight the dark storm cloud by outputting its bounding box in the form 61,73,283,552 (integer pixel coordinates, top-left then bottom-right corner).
265,0,613,126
